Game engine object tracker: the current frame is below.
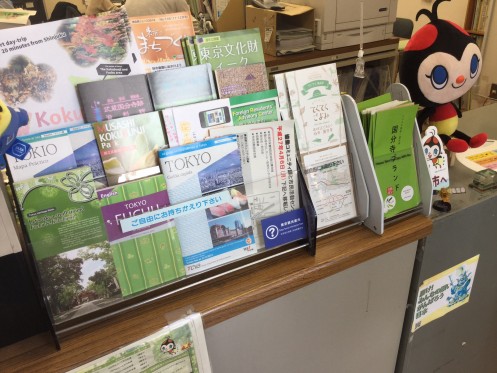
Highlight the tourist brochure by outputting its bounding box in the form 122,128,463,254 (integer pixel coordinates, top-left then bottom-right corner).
6,128,77,182
214,62,269,99
284,63,345,155
194,28,265,70
163,90,280,147
67,123,107,189
93,111,166,185
98,175,185,297
147,63,217,110
129,11,195,72
77,74,154,123
68,312,212,373
301,145,357,229
359,95,421,219
0,8,143,135
158,135,256,274
210,120,299,248
12,167,118,323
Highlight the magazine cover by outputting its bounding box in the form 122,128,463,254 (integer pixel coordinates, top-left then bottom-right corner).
93,112,166,185
129,11,195,72
98,175,185,296
147,64,217,110
68,313,212,373
12,167,120,323
159,135,256,274
77,74,154,123
210,120,299,248
6,128,77,182
0,8,143,135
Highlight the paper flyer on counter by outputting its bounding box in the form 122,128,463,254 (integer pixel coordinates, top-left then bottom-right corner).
68,313,212,373
412,255,480,332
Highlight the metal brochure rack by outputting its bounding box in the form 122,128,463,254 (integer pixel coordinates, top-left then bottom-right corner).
341,83,432,235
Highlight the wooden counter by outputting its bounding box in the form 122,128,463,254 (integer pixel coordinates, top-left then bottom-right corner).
0,214,431,373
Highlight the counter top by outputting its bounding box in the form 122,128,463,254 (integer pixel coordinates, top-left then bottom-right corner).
0,214,431,372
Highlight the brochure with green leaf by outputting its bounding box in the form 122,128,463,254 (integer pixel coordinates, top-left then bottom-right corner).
13,166,107,260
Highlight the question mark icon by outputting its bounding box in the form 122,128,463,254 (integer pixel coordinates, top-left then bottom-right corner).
265,225,279,239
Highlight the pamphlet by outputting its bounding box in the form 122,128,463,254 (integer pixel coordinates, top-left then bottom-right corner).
68,313,212,373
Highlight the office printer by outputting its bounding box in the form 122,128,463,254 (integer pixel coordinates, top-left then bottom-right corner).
283,0,398,50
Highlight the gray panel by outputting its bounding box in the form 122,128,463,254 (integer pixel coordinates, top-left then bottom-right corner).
398,198,497,373
206,242,417,373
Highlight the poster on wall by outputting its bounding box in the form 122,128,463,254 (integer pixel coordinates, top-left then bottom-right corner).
411,254,480,332
0,8,143,135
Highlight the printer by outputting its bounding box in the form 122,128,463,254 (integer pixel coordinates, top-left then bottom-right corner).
282,0,398,50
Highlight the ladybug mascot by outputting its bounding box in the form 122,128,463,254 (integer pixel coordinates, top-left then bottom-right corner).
399,0,487,153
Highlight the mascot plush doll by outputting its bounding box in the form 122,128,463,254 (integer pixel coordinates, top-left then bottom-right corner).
399,0,487,153
0,99,30,158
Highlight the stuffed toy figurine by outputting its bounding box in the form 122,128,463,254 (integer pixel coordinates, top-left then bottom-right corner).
0,99,30,158
399,0,487,153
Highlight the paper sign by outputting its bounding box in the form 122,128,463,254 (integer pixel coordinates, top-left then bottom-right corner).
261,208,307,249
412,254,479,332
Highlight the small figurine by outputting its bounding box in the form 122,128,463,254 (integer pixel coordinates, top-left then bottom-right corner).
198,12,214,34
0,99,30,159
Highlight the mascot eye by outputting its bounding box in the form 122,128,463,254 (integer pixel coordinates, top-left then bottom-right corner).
470,54,480,79
428,65,448,90
432,147,439,156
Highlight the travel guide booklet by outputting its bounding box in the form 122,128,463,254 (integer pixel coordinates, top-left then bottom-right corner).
301,145,357,229
0,8,143,135
6,128,77,182
98,175,185,297
68,123,107,189
158,135,256,275
93,111,166,185
359,95,421,218
147,63,217,110
285,63,345,155
163,90,280,147
13,167,118,322
68,313,212,373
194,28,265,70
214,62,269,99
210,120,299,248
129,11,195,73
77,74,154,123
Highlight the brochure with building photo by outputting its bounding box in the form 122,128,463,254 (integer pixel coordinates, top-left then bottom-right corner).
210,120,299,248
159,135,256,274
68,313,212,373
0,8,143,135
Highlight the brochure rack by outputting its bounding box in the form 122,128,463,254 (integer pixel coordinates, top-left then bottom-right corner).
11,167,317,342
341,83,433,235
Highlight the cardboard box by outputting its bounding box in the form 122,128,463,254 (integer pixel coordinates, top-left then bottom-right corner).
212,0,246,32
245,2,314,56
